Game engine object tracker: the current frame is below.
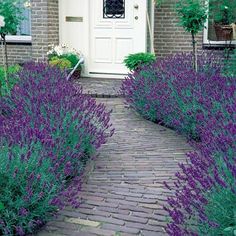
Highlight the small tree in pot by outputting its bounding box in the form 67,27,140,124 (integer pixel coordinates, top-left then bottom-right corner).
209,0,236,41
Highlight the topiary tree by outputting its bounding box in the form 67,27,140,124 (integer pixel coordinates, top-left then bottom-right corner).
155,0,207,72
0,0,23,86
176,0,207,72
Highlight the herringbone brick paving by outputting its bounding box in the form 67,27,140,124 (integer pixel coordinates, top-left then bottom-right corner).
35,82,191,236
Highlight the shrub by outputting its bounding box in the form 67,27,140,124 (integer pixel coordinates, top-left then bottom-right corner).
0,141,61,235
123,52,156,71
0,64,21,95
222,49,236,78
49,57,72,70
121,52,223,139
63,54,80,68
121,52,236,235
0,62,114,235
47,44,82,70
164,80,236,235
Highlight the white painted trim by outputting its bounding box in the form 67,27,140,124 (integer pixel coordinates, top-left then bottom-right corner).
88,72,127,79
4,35,32,43
150,0,155,54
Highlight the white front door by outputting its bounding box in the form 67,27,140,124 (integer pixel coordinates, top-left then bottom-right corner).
89,0,147,76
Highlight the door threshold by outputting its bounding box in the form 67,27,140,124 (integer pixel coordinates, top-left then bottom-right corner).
88,72,128,79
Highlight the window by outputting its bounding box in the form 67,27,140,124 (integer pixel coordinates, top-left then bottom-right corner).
103,0,125,19
203,0,236,46
6,0,31,43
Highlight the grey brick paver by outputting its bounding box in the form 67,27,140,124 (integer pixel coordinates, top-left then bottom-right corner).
35,79,191,236
102,223,140,234
80,227,116,236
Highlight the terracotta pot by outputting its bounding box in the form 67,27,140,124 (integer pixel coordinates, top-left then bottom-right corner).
214,23,233,41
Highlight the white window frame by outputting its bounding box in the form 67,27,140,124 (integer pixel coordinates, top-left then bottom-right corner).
203,1,236,46
4,0,32,43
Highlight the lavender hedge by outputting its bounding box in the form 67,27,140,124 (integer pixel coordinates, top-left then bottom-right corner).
164,80,235,235
121,53,236,235
0,62,114,235
121,53,224,139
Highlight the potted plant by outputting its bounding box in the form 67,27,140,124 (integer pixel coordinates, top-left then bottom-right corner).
123,52,156,71
210,0,236,41
47,44,83,79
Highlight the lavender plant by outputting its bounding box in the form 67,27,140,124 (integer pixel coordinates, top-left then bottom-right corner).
0,141,60,235
121,52,223,139
164,80,236,235
0,62,114,235
121,52,235,235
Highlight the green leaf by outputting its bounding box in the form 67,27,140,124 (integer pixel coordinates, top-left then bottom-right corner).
0,202,5,211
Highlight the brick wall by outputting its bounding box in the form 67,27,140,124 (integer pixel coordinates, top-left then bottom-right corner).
154,0,203,58
31,0,59,61
2,44,32,65
47,0,59,47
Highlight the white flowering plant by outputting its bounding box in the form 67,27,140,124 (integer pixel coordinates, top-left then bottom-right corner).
0,15,5,28
47,44,82,69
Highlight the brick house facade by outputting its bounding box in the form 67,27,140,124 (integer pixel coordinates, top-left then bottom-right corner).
5,0,59,65
3,0,234,67
154,0,203,58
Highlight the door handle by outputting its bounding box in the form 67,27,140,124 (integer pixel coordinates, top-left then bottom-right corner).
134,4,139,9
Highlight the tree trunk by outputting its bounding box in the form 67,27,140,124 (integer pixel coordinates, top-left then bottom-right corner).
191,32,197,72
1,34,9,89
3,34,9,71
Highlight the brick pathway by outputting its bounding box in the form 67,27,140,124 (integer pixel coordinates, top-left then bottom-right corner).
35,80,191,236
74,78,122,97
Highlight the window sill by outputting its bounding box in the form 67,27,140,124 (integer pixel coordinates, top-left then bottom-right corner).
4,35,32,44
203,39,236,49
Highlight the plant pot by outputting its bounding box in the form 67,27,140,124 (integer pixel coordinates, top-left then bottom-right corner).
67,68,81,80
214,23,233,41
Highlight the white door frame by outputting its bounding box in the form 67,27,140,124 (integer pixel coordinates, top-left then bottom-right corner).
59,0,154,79
87,0,149,79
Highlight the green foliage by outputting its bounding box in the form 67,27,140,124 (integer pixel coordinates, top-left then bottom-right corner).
47,44,82,70
198,148,236,235
209,0,236,24
0,0,23,36
123,52,156,71
154,0,165,7
176,0,207,35
62,54,80,68
222,50,236,78
0,62,113,235
0,142,60,235
0,65,21,95
201,188,236,235
49,57,72,70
